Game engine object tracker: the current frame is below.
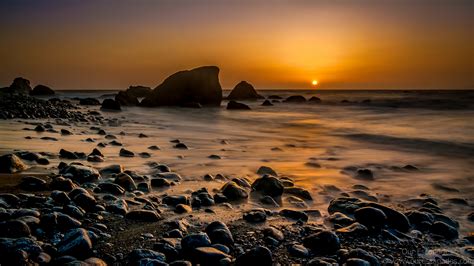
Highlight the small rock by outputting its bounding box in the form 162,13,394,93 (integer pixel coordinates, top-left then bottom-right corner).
303,230,340,254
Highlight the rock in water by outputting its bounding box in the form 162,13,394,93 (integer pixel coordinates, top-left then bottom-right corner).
0,154,28,173
141,66,222,107
227,81,263,100
284,95,306,103
30,85,55,95
101,99,121,111
251,175,284,197
126,85,152,97
227,100,251,110
115,91,139,106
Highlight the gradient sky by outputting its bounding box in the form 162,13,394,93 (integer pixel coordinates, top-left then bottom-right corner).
0,0,473,90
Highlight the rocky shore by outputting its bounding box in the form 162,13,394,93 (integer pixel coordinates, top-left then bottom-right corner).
0,70,473,265
0,155,472,265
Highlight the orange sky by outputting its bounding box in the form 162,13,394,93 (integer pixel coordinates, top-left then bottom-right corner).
0,0,472,90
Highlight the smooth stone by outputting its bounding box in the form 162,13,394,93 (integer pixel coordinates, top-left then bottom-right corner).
163,195,188,206
221,181,248,200
125,210,161,222
50,176,77,192
19,176,47,191
0,154,28,173
251,175,284,197
244,209,267,223
227,81,263,100
191,246,230,265
287,244,309,258
0,220,31,237
115,173,137,191
151,178,171,187
120,148,135,157
175,204,192,214
205,221,234,246
256,166,277,176
284,187,312,200
181,233,212,255
355,169,374,180
57,228,93,258
60,164,100,184
235,246,272,266
101,99,121,111
279,209,308,222
354,207,387,229
303,230,341,254
128,249,165,264
98,182,125,195
431,221,458,240
262,227,284,241
336,222,369,237
99,164,124,175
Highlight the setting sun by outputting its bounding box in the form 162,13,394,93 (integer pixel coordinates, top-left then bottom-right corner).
312,80,318,86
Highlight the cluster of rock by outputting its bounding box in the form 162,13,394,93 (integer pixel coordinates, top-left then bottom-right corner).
0,77,55,96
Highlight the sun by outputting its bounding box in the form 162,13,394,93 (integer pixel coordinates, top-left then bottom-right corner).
312,80,318,86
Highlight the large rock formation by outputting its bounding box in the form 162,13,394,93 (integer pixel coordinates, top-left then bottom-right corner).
141,66,222,107
115,91,139,106
1,77,32,94
126,86,152,98
227,81,263,100
30,85,55,96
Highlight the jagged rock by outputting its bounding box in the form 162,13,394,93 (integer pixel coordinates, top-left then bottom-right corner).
141,66,222,107
6,77,32,94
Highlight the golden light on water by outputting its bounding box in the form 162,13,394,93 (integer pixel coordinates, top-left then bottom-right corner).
312,80,318,86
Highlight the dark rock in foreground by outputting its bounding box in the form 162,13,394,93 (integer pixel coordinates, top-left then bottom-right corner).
141,66,222,107
115,91,139,106
1,77,32,94
284,95,306,103
79,98,101,105
101,99,121,111
0,154,28,173
227,81,263,100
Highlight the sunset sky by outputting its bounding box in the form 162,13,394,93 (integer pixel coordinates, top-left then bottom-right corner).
0,0,472,90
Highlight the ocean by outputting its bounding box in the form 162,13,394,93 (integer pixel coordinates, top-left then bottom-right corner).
1,89,473,233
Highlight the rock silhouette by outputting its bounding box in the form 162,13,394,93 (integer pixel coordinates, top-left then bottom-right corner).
141,66,222,107
227,81,263,100
30,85,55,96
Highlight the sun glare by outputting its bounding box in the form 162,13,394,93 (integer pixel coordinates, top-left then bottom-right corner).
312,80,318,86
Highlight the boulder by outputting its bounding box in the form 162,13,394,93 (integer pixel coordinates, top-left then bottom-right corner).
141,66,222,107
235,246,272,266
8,77,32,94
101,99,121,111
431,221,458,239
30,85,55,95
60,164,100,184
191,246,230,265
125,210,161,222
227,100,251,110
19,176,47,191
256,166,277,176
227,81,263,100
308,96,321,103
114,173,137,191
128,249,166,265
181,233,212,255
284,95,306,103
57,228,93,258
251,175,284,197
284,187,312,201
126,85,152,97
303,230,340,254
354,207,387,229
279,209,308,222
205,221,234,246
221,181,248,200
243,209,267,223
115,91,139,106
0,154,28,173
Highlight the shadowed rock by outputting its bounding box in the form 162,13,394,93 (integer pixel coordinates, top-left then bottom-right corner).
126,85,152,97
141,66,222,107
227,81,263,100
30,85,55,95
101,99,121,111
1,77,32,94
227,101,251,110
79,98,100,105
115,91,139,106
0,154,28,173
